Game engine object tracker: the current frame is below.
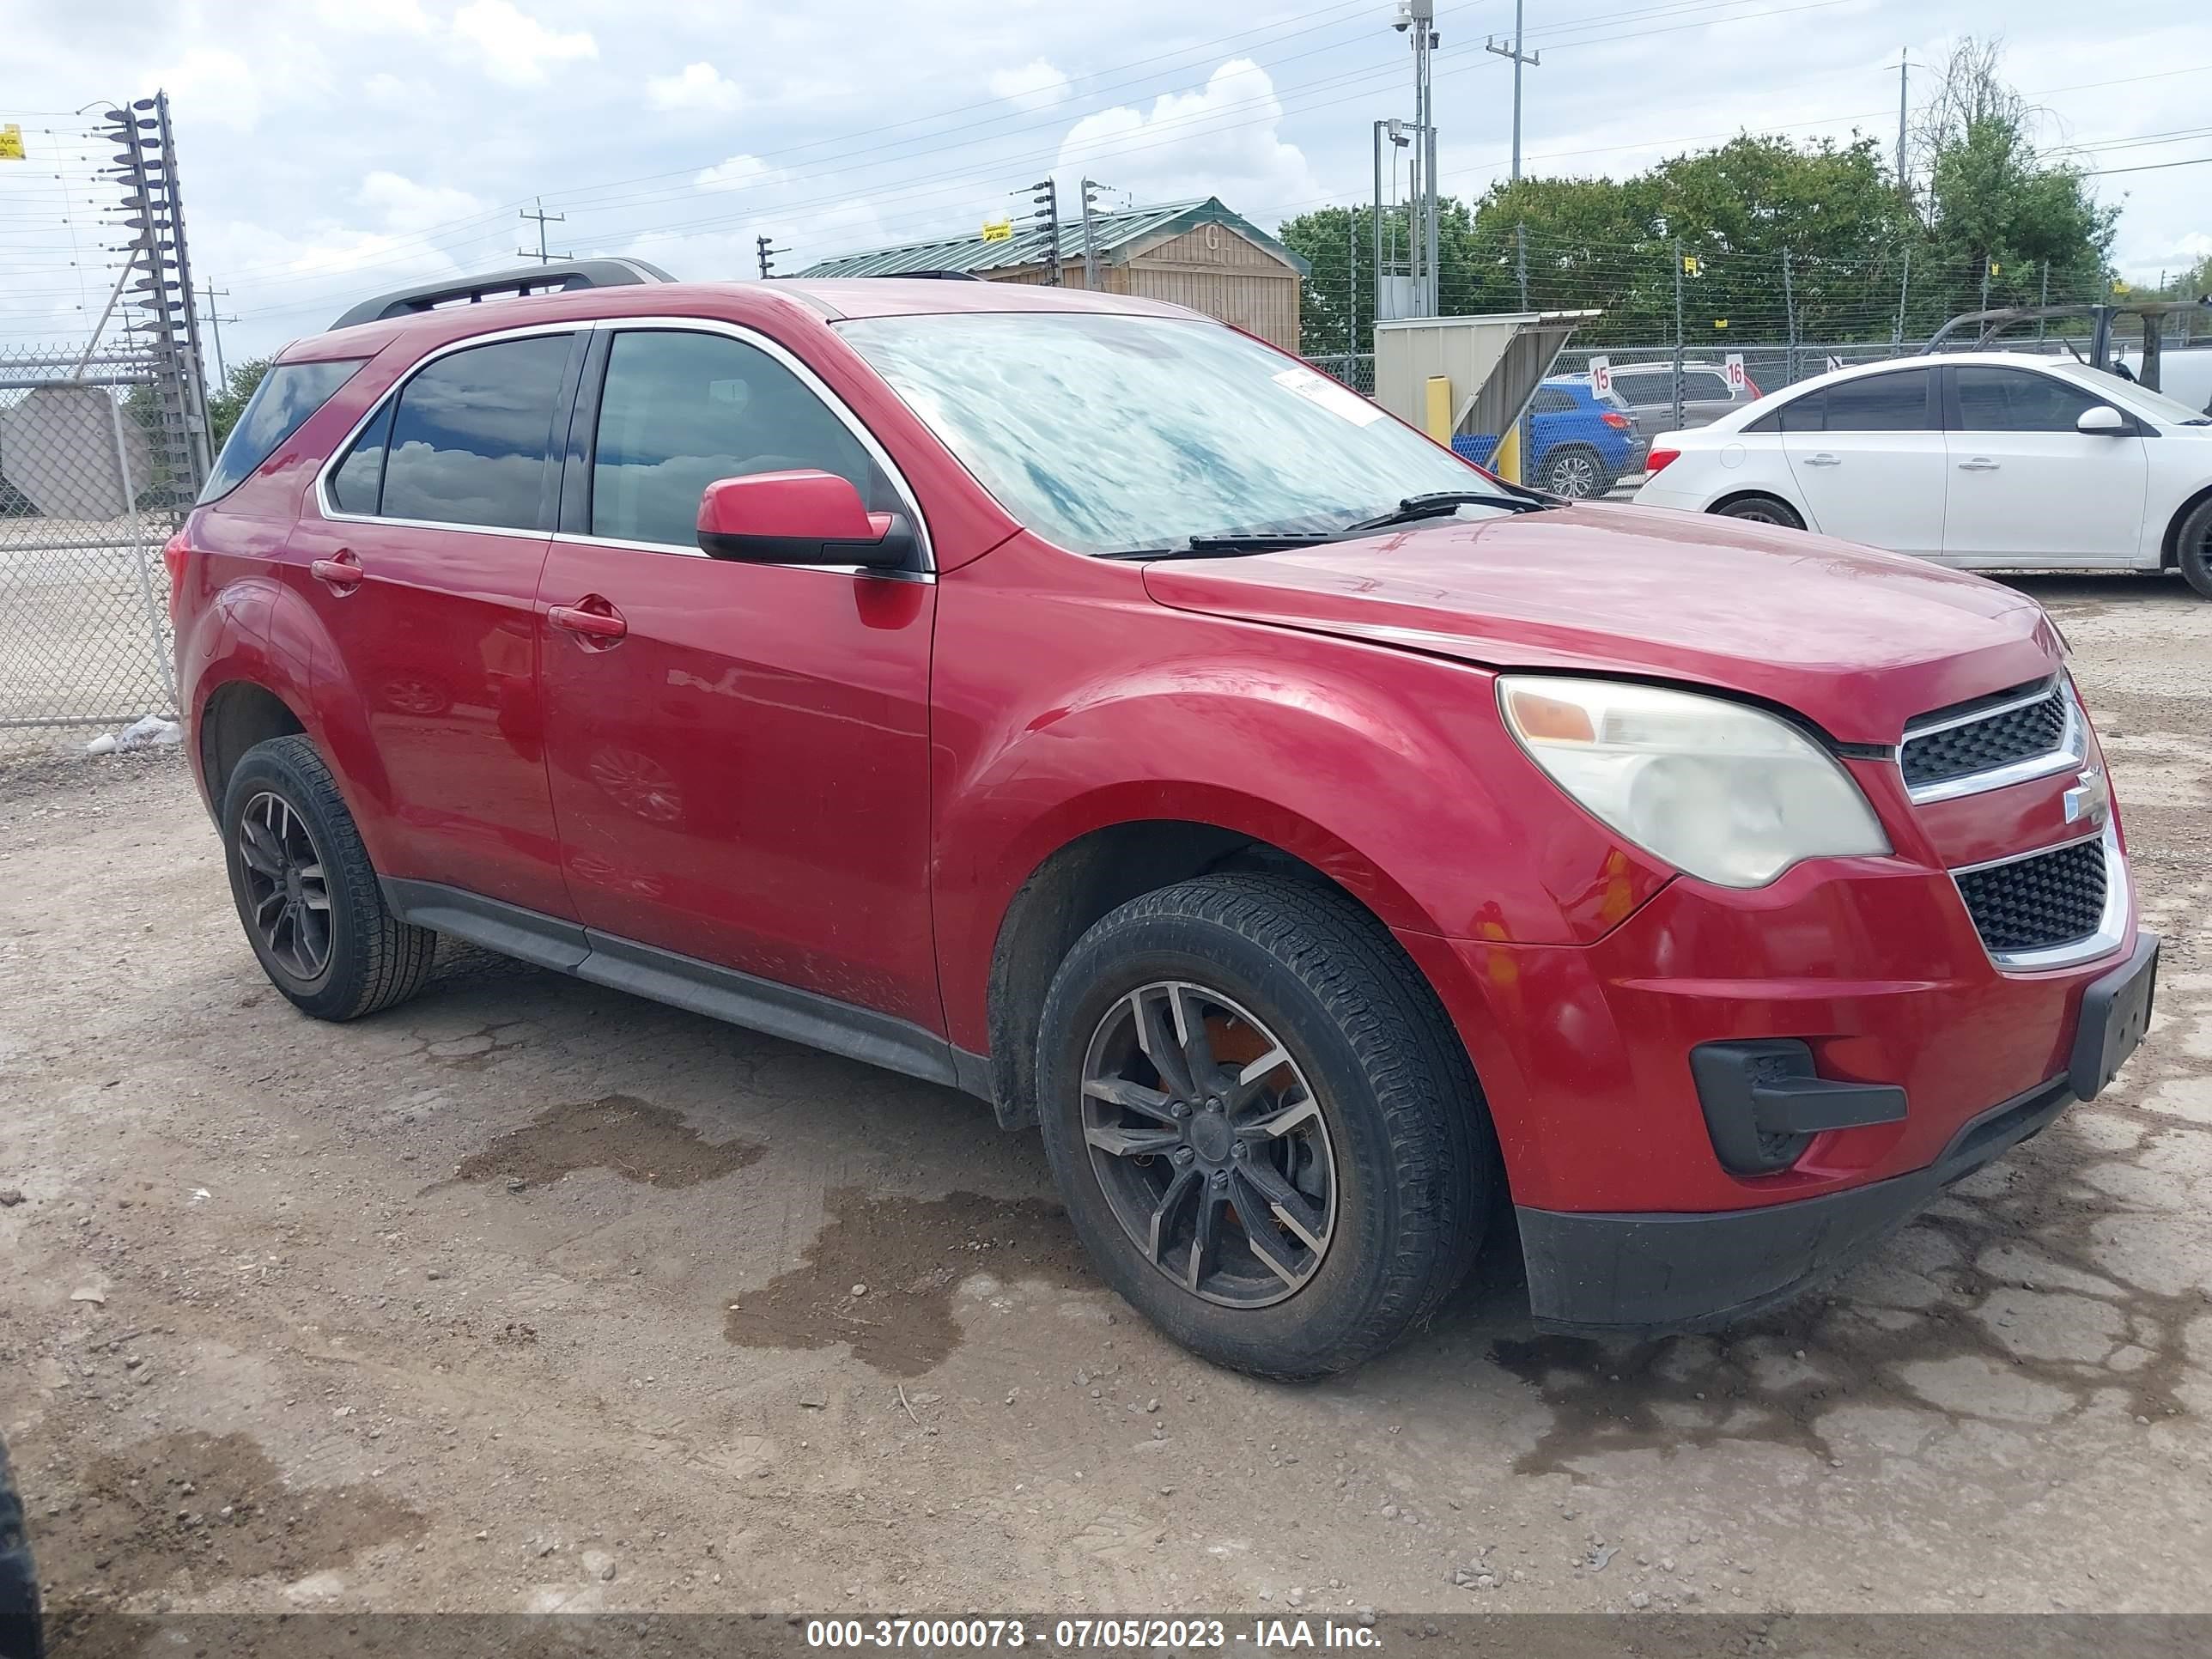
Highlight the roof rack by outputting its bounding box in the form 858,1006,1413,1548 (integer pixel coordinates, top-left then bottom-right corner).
327,258,677,331
853,270,985,281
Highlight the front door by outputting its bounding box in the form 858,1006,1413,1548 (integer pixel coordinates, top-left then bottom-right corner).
536,325,941,1030
1779,365,1948,556
288,329,580,917
1941,364,2148,566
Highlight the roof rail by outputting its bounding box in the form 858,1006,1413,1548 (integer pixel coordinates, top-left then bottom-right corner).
854,270,986,281
327,258,677,331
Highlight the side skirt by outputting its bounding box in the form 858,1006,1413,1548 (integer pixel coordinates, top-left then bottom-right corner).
381,878,994,1105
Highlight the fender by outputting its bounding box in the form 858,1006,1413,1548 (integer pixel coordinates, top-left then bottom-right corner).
927,545,1674,1054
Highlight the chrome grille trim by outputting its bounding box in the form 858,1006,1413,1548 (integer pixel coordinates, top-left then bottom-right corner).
1901,678,2086,805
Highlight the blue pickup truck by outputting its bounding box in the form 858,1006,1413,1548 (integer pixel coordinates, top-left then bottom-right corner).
1454,376,1644,498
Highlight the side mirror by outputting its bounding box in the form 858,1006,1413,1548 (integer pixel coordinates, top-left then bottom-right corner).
696,470,916,568
2076,404,2130,435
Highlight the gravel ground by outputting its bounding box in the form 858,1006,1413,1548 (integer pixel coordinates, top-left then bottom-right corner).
1,573,2207,1624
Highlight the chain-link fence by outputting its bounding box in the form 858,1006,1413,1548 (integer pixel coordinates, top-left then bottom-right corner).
0,343,189,751
2,97,209,758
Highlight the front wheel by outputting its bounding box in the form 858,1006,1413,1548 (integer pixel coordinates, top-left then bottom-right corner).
1035,875,1492,1379
2176,495,2212,599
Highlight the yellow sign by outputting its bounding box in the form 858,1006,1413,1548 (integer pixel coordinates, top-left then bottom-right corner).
1681,254,1700,276
980,216,1013,243
1713,318,1729,330
0,125,27,161
1990,261,2002,277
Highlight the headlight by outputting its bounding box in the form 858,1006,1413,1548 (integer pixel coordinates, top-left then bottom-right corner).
1498,676,1890,888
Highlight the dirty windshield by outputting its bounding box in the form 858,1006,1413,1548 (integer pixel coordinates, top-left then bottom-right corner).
839,311,1510,555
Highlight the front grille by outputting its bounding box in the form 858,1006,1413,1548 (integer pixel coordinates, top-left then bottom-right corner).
1902,684,2069,790
1955,837,2108,955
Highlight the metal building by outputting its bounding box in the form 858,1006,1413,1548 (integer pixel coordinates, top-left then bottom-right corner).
797,198,1310,353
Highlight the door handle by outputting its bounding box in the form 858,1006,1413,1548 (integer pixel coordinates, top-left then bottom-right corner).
1958,457,2002,471
549,597,628,647
1802,453,1842,466
310,549,363,592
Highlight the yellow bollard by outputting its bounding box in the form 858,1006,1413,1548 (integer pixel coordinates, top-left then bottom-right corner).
1492,421,1522,485
1424,375,1452,443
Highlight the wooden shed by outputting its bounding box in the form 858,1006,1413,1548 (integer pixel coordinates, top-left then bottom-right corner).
797,198,1310,353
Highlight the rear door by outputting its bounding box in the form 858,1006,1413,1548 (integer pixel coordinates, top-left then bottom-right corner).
289,327,580,918
1941,364,2148,566
535,322,941,1028
1779,367,1948,556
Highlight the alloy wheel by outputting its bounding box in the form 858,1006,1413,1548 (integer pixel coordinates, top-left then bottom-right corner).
234,790,333,983
1544,452,1600,498
1079,980,1337,1308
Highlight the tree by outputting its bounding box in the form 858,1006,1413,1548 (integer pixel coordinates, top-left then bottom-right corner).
206,356,272,449
1914,36,2116,317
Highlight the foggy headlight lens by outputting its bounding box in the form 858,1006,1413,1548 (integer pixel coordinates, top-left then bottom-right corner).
1499,677,1890,888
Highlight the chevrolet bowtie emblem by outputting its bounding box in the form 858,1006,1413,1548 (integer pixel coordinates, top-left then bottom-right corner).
2063,768,2111,830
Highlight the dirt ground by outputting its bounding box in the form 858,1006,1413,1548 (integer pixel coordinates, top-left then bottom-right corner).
2,573,2209,1625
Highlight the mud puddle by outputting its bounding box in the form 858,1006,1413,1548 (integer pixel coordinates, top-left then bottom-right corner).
723,1188,1086,1376
441,1094,764,1192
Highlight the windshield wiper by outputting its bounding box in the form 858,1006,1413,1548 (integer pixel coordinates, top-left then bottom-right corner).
1097,533,1333,561
1335,490,1553,534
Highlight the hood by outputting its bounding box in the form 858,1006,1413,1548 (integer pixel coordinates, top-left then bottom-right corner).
1139,505,2063,745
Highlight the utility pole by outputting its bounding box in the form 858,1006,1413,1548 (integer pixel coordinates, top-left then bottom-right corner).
754,235,787,280
518,197,568,264
1486,0,1541,184
1780,251,1796,385
1891,51,1911,203
1079,178,1105,291
1672,240,1687,433
1029,178,1061,284
198,280,237,390
1395,2,1440,315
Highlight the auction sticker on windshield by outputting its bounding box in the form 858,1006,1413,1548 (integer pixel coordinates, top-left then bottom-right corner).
1272,367,1386,427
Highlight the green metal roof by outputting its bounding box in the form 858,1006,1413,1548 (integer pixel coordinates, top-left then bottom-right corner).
797,197,1310,280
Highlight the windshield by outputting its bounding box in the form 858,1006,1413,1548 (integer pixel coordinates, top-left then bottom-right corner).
2080,368,2212,426
837,312,1510,554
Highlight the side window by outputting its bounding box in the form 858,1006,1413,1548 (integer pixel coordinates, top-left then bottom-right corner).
1528,387,1575,415
1820,369,1934,432
1768,389,1826,433
200,358,367,502
590,329,896,549
1955,367,2105,433
329,401,393,514
1684,371,1732,401
377,334,573,530
1612,374,1662,407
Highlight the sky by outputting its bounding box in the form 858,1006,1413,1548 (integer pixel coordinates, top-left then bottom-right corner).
3,0,2209,368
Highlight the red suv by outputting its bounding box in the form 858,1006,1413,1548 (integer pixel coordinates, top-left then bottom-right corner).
173,263,2159,1378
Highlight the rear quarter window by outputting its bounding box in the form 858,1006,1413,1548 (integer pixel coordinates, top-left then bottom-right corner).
199,359,367,502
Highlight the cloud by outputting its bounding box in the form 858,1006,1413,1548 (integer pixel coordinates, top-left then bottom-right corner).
648,61,744,114
452,0,598,86
695,154,785,191
989,58,1072,112
358,171,486,233
1056,59,1318,214
312,0,432,32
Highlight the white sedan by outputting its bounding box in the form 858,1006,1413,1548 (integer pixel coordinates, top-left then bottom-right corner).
1632,350,2212,598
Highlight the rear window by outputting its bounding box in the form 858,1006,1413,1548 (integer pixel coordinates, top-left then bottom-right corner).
199,359,367,502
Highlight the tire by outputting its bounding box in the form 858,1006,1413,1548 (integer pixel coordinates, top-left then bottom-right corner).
1034,874,1493,1380
1714,494,1805,530
220,735,436,1021
2175,495,2212,599
1538,446,1607,500
0,1436,41,1659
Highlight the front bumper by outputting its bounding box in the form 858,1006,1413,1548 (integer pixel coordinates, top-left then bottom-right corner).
1513,928,2160,1334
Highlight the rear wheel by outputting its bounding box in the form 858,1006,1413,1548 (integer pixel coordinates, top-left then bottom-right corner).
221,736,436,1021
1714,494,1805,530
1538,445,1608,500
2175,495,2212,599
1035,874,1492,1380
